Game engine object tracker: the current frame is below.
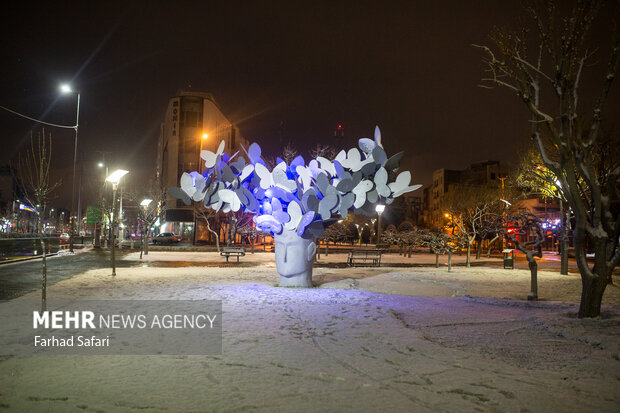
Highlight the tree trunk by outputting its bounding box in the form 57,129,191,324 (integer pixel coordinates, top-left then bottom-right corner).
486,234,499,257
578,273,608,318
144,232,150,255
325,242,329,256
560,226,569,275
526,253,538,301
475,239,482,260
466,240,472,268
205,218,220,253
448,252,452,272
435,253,439,268
574,227,610,318
140,223,144,260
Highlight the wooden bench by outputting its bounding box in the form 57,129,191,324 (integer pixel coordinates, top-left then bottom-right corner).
220,246,246,262
347,249,383,267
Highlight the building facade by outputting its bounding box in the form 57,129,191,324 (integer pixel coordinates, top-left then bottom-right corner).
157,91,248,240
424,161,508,227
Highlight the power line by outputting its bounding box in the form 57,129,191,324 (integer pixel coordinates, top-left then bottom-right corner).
0,105,75,129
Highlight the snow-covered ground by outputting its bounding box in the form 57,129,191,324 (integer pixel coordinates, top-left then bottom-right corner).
0,251,618,412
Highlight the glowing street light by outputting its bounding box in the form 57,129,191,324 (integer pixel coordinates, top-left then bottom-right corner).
375,204,385,243
106,169,129,184
139,198,153,259
60,83,81,252
106,169,129,276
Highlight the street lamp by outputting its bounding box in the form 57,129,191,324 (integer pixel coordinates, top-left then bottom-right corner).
60,84,80,253
139,198,153,259
375,204,385,244
106,169,129,276
554,179,569,275
95,157,111,248
192,132,209,245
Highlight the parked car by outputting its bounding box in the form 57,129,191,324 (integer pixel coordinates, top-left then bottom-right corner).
152,233,181,244
59,233,70,240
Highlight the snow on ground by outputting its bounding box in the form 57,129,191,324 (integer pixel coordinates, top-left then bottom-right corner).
0,251,618,412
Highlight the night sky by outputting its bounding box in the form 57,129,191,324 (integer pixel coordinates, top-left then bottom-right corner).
2,1,618,210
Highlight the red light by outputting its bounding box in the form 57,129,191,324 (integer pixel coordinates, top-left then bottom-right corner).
337,124,342,129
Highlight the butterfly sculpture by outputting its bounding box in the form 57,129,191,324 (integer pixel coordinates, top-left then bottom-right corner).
170,126,421,239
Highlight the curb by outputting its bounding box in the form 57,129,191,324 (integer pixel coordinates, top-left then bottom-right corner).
0,252,61,265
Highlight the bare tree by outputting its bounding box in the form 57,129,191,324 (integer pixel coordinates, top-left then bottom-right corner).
514,145,571,273
419,230,460,272
280,143,299,165
476,1,620,317
504,213,545,301
379,226,399,246
309,143,338,160
194,204,222,252
321,222,348,255
477,203,505,259
139,184,166,258
15,130,61,310
236,211,259,253
444,189,497,267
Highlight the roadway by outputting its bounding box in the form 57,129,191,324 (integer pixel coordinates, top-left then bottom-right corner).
0,249,131,300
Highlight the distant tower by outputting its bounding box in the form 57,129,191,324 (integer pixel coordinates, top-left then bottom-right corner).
334,123,344,139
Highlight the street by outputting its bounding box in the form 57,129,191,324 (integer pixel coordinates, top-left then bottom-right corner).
0,249,131,300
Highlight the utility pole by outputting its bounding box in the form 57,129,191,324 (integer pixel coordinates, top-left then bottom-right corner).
95,151,111,248
499,176,507,250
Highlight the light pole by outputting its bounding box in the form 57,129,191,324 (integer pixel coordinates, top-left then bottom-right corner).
500,199,512,250
140,198,152,259
375,204,385,244
554,179,569,275
192,132,208,245
106,169,129,276
60,84,80,253
95,152,111,247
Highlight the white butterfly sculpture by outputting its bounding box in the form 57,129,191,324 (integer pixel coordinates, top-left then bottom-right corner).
170,126,420,238
200,140,225,169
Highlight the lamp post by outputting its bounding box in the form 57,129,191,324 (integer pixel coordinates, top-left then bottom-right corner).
500,199,512,250
554,179,569,275
375,204,385,244
140,198,152,260
106,169,129,276
60,84,80,253
192,132,208,245
95,152,111,247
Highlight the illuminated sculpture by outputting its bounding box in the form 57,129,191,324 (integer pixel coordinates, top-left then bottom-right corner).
170,126,420,287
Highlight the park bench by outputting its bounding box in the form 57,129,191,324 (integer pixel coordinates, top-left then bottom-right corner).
220,246,246,263
347,249,383,267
